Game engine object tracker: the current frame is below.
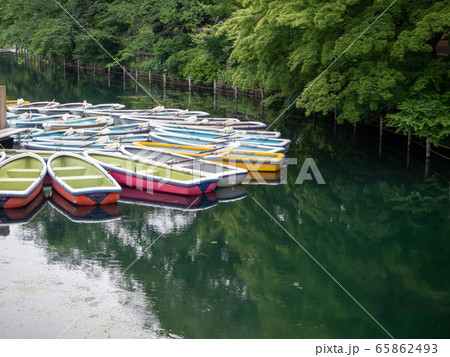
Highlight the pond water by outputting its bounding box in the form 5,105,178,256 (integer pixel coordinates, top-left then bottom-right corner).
0,52,449,339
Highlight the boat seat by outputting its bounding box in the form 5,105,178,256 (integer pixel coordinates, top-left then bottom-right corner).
52,166,86,171
61,175,104,181
6,169,42,178
0,178,37,182
52,166,87,176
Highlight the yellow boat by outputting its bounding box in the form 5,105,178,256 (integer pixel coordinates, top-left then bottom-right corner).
6,100,30,107
133,142,285,172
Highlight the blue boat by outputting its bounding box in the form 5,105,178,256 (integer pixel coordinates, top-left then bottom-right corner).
154,128,290,151
149,131,285,153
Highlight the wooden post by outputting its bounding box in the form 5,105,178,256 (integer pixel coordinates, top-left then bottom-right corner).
93,63,96,83
77,60,80,82
0,86,6,130
163,73,166,90
378,114,383,156
123,67,126,90
333,106,337,137
425,140,431,178
213,79,217,96
15,43,18,62
234,88,239,113
353,123,357,139
108,66,111,88
148,71,151,93
135,68,138,93
188,76,191,91
406,131,411,168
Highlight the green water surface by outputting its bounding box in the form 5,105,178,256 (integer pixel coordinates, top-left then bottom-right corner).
0,52,449,339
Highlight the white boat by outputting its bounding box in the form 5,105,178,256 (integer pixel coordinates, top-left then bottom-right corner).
38,102,92,115
121,145,248,188
8,101,60,114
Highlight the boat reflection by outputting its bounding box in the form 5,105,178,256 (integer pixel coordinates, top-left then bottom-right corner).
243,170,283,185
49,189,121,223
215,185,247,203
118,186,218,211
0,190,47,224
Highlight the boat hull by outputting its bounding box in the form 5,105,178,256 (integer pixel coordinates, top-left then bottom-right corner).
51,180,120,205
106,169,217,196
134,143,285,172
0,182,43,209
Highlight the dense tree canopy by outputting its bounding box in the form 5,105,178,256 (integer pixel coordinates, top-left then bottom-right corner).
0,0,448,143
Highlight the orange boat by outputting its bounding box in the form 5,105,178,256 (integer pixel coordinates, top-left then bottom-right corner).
49,189,121,222
47,153,121,205
0,153,47,208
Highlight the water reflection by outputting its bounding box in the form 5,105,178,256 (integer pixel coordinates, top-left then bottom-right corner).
119,186,218,212
49,189,121,223
0,191,47,224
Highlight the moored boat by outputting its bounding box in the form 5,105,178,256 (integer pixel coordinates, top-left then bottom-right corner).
42,116,113,131
49,189,121,222
121,145,248,188
38,102,92,115
0,190,47,224
0,153,47,208
8,101,60,114
133,142,285,172
156,127,290,149
6,99,30,108
149,130,285,153
84,150,219,196
70,103,125,115
47,152,122,205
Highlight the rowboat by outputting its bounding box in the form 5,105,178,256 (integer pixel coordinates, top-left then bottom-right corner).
147,110,209,118
148,123,279,137
84,150,219,196
0,153,47,208
0,190,47,224
9,114,81,129
121,145,248,187
149,130,285,153
47,152,122,205
38,102,92,115
49,189,121,223
118,186,218,211
6,99,30,108
42,116,113,131
78,123,151,136
2,149,59,161
32,133,150,144
70,103,125,115
21,140,122,152
243,170,283,185
133,142,285,172
85,107,185,118
145,119,267,131
8,101,60,114
7,112,45,121
156,127,290,148
118,115,238,126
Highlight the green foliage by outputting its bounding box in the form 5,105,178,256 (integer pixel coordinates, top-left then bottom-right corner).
1,0,449,143
386,96,450,143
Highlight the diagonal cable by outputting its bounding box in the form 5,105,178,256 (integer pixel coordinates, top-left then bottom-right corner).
251,196,395,339
263,0,398,132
